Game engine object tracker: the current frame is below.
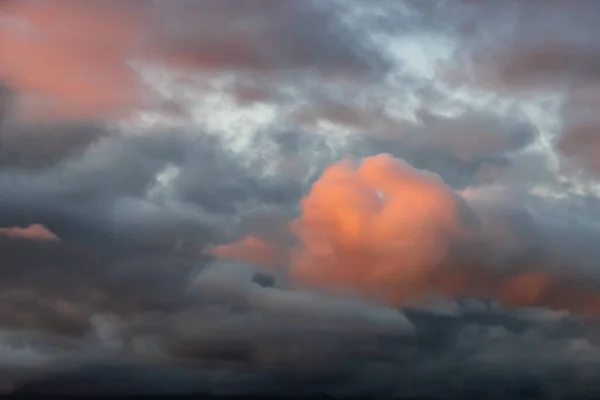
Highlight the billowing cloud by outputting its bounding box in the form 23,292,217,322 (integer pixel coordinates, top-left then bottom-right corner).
2,119,600,397
290,153,482,304
208,154,600,317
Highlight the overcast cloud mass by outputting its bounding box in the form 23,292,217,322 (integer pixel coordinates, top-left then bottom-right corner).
3,0,600,398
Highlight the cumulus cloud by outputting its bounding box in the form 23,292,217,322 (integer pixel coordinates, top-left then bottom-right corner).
0,118,110,170
4,126,600,397
290,153,482,304
208,153,600,316
4,137,600,397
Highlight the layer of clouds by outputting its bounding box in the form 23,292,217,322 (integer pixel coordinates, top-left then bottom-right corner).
3,256,600,399
2,0,600,398
4,122,600,396
10,282,600,399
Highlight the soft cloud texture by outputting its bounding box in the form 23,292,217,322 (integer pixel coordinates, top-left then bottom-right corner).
0,0,387,118
290,153,481,304
2,0,600,398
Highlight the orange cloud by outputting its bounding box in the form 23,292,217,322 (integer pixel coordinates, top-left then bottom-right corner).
289,154,482,304
208,154,600,315
0,1,142,119
285,153,600,315
0,224,58,241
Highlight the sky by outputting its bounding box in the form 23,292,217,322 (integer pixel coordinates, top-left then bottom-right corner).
3,0,600,398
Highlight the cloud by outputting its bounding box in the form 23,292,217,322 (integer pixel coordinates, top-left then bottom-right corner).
4,1,600,398
439,0,600,181
209,235,284,269
201,154,600,316
145,0,389,73
344,108,537,189
10,296,600,398
191,260,414,334
0,224,58,241
493,43,600,90
555,88,600,177
0,0,389,119
0,119,110,170
414,109,535,164
443,0,600,90
290,153,483,304
0,0,142,118
1,120,599,396
2,138,600,397
0,129,262,248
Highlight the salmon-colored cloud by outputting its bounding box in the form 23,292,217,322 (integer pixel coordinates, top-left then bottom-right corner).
0,224,58,241
289,154,482,304
0,0,143,119
434,265,600,316
0,0,382,120
208,154,600,315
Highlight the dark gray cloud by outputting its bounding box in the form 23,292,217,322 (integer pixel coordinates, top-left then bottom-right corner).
9,276,600,399
0,93,594,398
0,117,110,171
436,0,600,178
145,0,391,74
440,0,600,90
347,108,536,188
0,127,302,246
555,87,600,177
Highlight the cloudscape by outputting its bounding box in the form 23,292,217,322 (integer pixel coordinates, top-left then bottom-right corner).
2,0,600,398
